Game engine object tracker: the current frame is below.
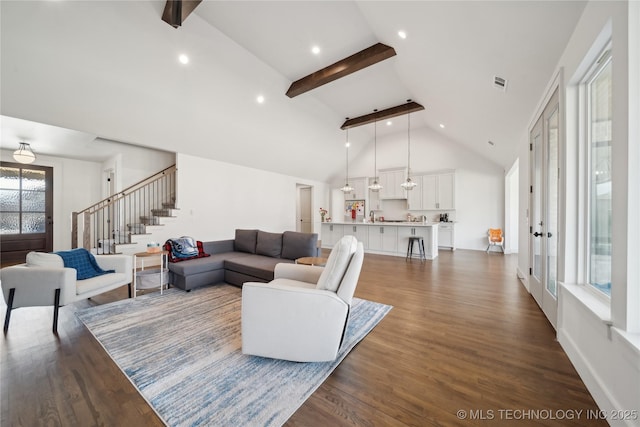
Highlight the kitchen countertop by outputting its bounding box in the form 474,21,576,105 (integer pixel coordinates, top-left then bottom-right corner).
325,221,439,227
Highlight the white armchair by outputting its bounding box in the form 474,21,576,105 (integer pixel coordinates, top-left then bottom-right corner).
242,235,364,362
1,251,132,333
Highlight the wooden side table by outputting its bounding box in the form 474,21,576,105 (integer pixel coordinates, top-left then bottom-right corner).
295,257,328,267
133,250,169,297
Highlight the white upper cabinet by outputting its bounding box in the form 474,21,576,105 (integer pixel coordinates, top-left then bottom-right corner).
379,168,407,200
409,171,455,210
344,177,367,200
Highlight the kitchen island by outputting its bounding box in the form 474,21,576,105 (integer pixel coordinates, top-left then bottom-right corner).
321,222,439,260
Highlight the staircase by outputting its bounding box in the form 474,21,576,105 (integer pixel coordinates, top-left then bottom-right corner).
72,165,178,255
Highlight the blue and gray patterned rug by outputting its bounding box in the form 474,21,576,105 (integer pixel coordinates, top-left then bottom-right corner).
76,284,391,426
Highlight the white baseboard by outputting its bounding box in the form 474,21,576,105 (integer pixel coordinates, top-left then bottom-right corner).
557,330,632,427
516,266,529,291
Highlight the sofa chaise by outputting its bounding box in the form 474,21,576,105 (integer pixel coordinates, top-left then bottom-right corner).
167,229,319,291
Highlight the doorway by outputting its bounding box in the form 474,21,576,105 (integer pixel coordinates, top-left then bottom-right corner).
0,162,54,266
297,186,312,233
529,88,560,328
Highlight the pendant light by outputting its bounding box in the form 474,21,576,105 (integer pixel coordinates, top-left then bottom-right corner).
368,110,383,192
13,142,36,164
401,100,417,190
340,123,354,193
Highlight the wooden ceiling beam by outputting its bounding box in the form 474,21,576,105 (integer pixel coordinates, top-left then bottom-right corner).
162,0,202,28
286,43,396,98
341,101,425,129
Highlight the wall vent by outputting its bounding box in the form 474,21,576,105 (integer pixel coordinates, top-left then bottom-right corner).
493,75,508,92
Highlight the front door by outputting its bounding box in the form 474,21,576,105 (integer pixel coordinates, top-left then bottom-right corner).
529,88,560,328
0,162,54,266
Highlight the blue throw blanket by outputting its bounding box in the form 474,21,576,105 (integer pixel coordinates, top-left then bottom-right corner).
55,248,115,280
166,237,199,259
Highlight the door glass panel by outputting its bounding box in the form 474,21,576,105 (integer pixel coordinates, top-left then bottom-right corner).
21,169,46,191
0,189,20,211
22,213,46,234
0,167,20,189
546,106,559,297
0,213,20,234
22,190,45,211
533,131,543,281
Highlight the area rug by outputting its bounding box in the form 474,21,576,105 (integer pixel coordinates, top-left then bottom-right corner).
76,284,391,426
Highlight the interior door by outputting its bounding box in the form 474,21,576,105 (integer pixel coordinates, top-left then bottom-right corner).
529,88,559,328
0,162,53,266
299,186,312,233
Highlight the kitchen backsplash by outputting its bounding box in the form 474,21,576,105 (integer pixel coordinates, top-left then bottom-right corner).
364,199,456,222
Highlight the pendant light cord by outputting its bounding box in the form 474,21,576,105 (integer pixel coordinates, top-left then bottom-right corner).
345,128,349,184
373,113,377,179
407,105,411,176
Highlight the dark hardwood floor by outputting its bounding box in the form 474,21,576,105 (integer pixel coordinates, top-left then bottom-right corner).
1,250,606,426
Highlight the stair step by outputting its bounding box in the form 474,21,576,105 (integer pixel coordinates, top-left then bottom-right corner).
128,223,147,234
140,216,160,225
162,202,176,209
151,208,173,217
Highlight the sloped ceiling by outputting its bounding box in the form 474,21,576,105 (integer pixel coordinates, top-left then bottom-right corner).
0,1,585,181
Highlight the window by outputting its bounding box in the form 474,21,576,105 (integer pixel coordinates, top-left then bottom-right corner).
586,49,612,297
0,165,47,234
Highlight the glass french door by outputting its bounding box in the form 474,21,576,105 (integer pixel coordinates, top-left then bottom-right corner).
0,162,53,266
529,88,559,328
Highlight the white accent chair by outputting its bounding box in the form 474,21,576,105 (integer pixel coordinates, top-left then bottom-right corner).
241,235,364,362
1,252,132,334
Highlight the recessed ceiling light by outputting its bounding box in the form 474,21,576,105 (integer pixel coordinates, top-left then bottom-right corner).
386,121,392,126
178,54,189,64
311,46,320,55
256,95,265,104
398,30,407,39
439,124,445,129
345,142,350,148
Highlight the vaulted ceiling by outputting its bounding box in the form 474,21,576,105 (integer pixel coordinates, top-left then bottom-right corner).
0,1,586,181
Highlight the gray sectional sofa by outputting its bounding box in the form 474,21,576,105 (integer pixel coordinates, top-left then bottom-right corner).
167,229,319,291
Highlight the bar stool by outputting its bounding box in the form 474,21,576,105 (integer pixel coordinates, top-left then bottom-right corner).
406,236,426,261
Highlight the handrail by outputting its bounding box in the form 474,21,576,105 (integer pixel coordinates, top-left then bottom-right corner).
71,165,177,253
78,165,177,215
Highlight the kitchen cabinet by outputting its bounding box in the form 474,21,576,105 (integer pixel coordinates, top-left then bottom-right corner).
321,223,344,248
344,177,367,200
368,225,397,253
411,171,455,210
379,169,407,200
368,177,382,210
343,224,369,248
322,222,439,259
438,222,455,250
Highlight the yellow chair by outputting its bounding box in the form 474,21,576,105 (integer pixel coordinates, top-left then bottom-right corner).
486,228,504,253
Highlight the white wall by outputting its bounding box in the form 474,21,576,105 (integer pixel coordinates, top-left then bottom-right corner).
147,153,330,244
331,126,505,250
521,1,640,422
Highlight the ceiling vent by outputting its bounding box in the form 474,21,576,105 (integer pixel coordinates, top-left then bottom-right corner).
493,76,508,92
